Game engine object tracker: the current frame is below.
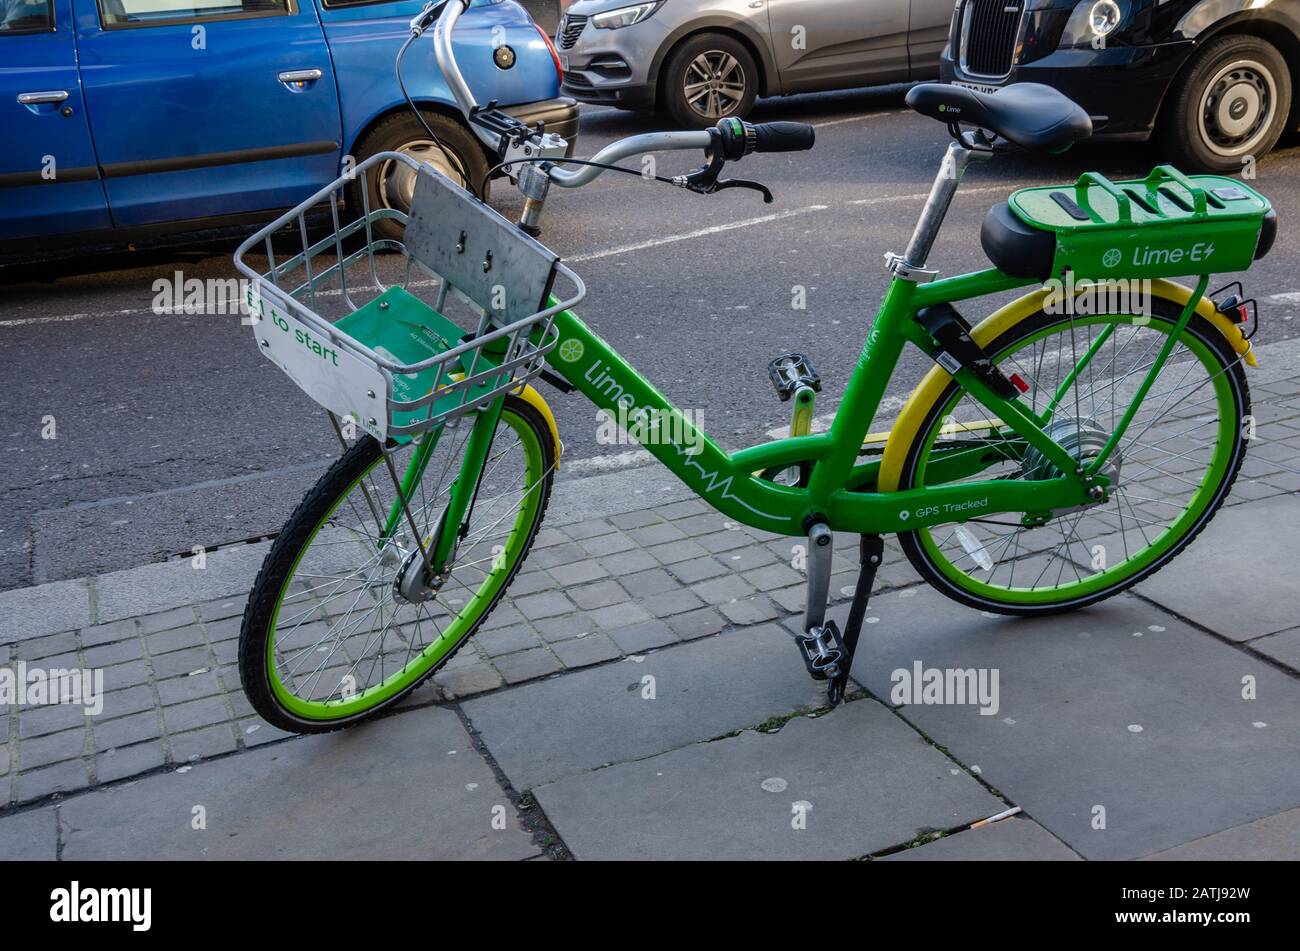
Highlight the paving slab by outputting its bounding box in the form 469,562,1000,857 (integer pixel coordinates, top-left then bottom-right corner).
1133,493,1298,641
836,586,1300,860
58,705,537,860
92,540,271,623
1252,626,1300,671
880,817,1080,861
463,623,827,791
545,464,694,527
535,698,1002,860
1139,806,1300,860
0,806,58,860
0,577,91,642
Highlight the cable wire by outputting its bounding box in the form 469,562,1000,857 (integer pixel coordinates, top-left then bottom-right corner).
478,156,679,202
395,30,481,201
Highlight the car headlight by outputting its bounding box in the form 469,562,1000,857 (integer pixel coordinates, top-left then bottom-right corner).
1088,0,1122,36
591,2,660,30
1060,0,1128,48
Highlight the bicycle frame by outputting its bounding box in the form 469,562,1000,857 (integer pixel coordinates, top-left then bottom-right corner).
527,265,1160,540
401,219,1212,560
382,96,1215,561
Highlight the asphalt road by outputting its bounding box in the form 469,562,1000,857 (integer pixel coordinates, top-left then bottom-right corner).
3,85,1298,590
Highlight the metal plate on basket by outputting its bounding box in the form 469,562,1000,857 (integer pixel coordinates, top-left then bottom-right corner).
403,165,559,324
249,288,390,442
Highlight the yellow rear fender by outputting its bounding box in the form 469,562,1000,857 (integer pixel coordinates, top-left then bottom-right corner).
512,383,563,470
877,279,1254,492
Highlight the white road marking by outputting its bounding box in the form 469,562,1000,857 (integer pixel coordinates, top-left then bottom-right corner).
568,204,829,263
0,307,148,328
1267,291,1300,304
811,111,897,129
850,183,1006,207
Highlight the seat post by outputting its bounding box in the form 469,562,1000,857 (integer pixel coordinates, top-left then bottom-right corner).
898,140,986,272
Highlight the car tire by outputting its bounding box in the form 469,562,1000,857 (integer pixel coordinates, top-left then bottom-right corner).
348,110,489,242
1158,34,1292,173
661,33,759,128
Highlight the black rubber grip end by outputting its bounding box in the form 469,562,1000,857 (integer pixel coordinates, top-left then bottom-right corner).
752,121,815,153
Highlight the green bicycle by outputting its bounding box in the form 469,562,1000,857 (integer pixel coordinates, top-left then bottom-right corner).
233,0,1274,732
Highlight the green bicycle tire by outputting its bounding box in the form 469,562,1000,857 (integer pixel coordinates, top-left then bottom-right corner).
896,300,1250,616
239,395,554,733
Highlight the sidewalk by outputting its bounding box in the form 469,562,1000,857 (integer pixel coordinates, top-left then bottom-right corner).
2,345,1299,860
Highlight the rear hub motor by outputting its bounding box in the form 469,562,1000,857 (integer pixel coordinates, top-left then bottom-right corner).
1021,416,1121,516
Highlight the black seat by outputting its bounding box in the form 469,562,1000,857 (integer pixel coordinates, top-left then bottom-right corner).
905,83,1093,154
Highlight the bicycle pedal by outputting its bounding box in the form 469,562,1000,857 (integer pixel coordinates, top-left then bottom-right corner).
794,621,847,682
768,352,822,402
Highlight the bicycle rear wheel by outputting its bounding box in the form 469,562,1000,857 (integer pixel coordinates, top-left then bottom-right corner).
239,395,554,732
896,299,1250,615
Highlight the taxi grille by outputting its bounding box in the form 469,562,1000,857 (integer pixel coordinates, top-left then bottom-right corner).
962,0,1022,78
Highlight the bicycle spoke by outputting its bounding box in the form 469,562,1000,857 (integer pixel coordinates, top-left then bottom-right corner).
263,404,549,711
908,310,1238,604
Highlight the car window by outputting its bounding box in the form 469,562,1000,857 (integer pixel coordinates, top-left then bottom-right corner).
98,0,289,28
0,0,54,33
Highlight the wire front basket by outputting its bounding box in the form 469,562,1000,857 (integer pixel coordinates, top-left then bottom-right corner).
233,151,585,445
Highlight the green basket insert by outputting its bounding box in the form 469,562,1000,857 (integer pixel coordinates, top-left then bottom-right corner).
1008,166,1272,280
334,285,505,438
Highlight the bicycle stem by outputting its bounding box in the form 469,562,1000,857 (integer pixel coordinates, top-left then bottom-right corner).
431,1,493,149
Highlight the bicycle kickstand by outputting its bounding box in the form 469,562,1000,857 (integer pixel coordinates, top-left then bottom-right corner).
794,526,885,706
829,534,885,706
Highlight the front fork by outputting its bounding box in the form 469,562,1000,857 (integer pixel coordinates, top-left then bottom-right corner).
428,394,506,572
386,393,506,577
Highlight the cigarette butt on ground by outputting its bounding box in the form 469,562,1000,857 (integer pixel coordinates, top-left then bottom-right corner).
971,806,1023,829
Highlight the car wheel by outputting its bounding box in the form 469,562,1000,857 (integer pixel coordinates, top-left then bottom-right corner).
348,110,489,242
661,33,759,128
1158,34,1292,173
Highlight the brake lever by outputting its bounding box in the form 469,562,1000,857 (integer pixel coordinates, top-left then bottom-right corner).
713,179,773,203
675,152,773,202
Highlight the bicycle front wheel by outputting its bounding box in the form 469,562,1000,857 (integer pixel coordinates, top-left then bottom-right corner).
895,298,1250,615
239,395,555,733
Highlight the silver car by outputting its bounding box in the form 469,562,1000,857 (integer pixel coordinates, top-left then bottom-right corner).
556,0,954,127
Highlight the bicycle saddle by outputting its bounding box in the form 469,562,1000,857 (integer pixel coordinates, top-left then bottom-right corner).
905,82,1092,154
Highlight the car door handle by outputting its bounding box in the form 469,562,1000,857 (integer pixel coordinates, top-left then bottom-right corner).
17,90,70,105
277,69,323,84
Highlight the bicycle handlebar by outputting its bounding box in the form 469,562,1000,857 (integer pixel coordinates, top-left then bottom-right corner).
546,131,714,187
752,121,817,153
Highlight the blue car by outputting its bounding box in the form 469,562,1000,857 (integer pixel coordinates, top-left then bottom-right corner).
0,0,576,255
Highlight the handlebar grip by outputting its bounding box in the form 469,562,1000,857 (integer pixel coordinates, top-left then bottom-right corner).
751,122,815,153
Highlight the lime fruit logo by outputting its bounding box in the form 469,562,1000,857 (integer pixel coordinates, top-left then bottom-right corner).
557,338,585,363
1102,248,1122,268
